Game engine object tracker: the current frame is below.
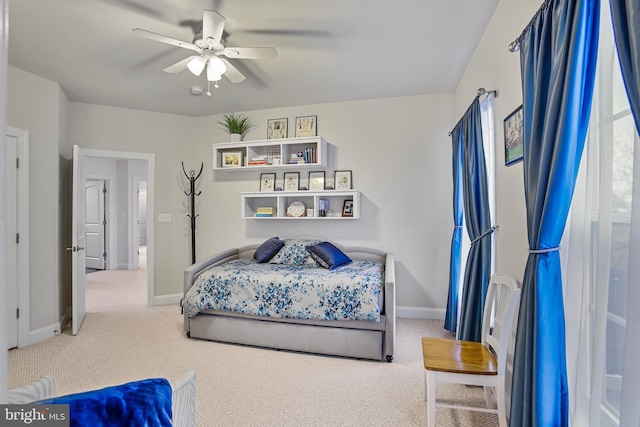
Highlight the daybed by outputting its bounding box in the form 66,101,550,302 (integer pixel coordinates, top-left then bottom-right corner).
182,238,395,362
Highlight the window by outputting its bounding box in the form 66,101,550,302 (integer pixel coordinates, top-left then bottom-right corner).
564,3,639,425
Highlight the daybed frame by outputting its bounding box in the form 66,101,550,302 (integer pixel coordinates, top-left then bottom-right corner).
183,243,395,362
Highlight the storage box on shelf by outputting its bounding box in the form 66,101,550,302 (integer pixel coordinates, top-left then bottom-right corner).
241,190,360,219
213,136,328,171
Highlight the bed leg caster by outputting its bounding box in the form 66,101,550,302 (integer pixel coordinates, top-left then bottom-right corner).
186,332,190,338
386,355,393,363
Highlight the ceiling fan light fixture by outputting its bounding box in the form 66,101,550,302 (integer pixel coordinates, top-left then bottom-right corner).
187,56,207,76
207,57,227,81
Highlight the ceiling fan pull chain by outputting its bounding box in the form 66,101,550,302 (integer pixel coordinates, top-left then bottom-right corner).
207,80,212,97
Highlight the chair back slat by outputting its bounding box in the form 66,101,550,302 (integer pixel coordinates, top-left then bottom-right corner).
481,274,521,375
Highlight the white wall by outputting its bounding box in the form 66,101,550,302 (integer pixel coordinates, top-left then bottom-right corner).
453,0,542,282
193,94,455,309
7,66,65,335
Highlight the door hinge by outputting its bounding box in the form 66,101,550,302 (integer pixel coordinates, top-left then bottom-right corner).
16,233,19,244
16,158,20,168
102,187,107,194
16,308,19,319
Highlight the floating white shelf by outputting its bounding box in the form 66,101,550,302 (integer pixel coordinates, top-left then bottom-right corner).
241,190,359,219
213,136,328,171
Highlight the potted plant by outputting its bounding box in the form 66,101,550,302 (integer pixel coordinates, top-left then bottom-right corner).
218,112,257,141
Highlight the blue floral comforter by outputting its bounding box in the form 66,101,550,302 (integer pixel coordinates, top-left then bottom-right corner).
184,259,384,322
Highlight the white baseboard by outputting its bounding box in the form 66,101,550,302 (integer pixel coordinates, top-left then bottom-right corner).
396,306,445,320
152,293,182,306
28,322,62,346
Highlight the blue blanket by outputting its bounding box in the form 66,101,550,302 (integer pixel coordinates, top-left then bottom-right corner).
37,378,172,427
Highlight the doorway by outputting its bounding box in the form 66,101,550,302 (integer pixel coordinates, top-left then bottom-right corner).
71,147,155,335
85,179,106,271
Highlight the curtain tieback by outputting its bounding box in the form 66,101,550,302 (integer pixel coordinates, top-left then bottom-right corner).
453,225,463,229
470,225,499,245
528,246,560,254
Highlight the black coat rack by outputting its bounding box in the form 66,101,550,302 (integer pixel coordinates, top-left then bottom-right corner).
182,162,203,264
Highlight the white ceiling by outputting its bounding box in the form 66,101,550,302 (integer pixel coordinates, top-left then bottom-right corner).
7,0,499,117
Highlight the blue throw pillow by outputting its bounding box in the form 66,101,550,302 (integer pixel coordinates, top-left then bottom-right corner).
36,378,172,427
254,237,285,263
306,242,352,270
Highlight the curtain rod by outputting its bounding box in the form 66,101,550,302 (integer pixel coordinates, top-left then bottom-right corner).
447,88,498,136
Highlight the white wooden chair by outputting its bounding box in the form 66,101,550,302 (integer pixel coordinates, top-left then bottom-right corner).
422,274,521,427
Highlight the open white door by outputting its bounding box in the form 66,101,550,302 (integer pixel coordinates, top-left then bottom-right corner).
71,145,86,335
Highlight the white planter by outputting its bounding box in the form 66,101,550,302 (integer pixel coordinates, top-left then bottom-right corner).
230,133,242,142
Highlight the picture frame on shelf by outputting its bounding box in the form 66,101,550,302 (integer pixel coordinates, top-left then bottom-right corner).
325,179,334,190
275,179,283,191
222,150,243,168
284,172,300,191
342,199,354,217
504,105,524,166
334,170,352,190
260,173,276,192
295,115,317,137
309,171,325,191
267,118,288,139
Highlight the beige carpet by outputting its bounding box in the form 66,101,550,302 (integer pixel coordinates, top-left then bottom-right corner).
8,248,499,426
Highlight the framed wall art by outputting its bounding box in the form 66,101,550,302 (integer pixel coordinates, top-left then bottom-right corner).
342,200,354,217
334,170,352,190
295,115,317,137
222,151,243,167
325,179,334,190
309,171,325,191
284,172,300,191
260,173,276,192
504,105,524,166
267,118,288,139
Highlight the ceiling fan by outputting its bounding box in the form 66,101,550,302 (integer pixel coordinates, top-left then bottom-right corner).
132,10,278,90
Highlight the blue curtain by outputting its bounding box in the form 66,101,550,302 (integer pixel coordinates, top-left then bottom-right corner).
610,0,640,133
510,1,599,426
457,99,493,342
444,126,463,332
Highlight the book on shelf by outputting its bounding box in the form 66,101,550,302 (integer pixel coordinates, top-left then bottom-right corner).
255,213,274,217
256,207,276,216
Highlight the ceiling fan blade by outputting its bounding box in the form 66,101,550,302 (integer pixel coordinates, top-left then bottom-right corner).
220,58,246,83
163,56,199,74
221,47,278,60
132,28,201,53
202,10,225,44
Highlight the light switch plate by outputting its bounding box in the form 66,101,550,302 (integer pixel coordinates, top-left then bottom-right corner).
159,213,172,222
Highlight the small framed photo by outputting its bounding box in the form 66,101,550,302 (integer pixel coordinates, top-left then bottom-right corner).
325,179,334,190
334,170,352,190
222,151,243,167
342,199,354,217
299,180,308,191
284,172,300,191
504,105,524,166
267,118,288,139
295,115,317,137
260,173,276,192
309,171,325,191
275,179,283,191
